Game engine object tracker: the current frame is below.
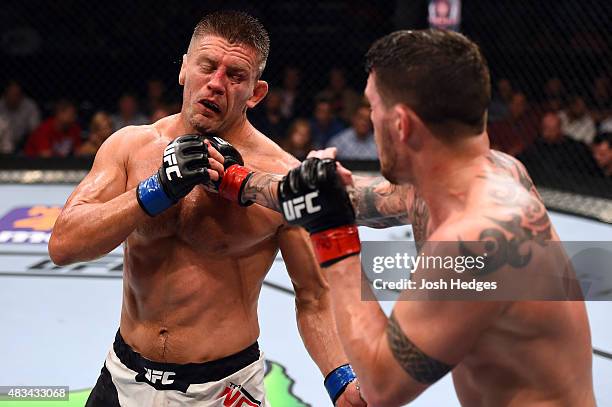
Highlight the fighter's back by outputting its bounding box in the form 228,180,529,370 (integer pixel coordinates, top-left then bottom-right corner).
448,150,595,406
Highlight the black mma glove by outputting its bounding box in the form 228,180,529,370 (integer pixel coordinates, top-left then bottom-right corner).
204,135,255,206
137,135,211,216
203,135,245,172
278,158,361,267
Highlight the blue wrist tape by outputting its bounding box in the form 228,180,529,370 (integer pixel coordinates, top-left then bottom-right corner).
324,364,356,404
136,174,174,216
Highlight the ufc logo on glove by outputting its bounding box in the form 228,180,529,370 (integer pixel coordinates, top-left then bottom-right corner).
163,143,182,180
282,191,321,221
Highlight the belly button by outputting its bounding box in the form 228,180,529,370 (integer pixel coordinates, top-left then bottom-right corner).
159,327,168,336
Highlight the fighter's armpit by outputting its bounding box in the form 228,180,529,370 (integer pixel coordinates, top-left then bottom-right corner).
350,176,411,228
386,312,453,384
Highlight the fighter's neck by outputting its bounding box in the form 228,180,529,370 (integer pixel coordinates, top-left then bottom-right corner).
173,113,254,144
412,136,489,225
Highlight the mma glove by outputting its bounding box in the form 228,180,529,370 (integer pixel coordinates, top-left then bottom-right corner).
278,158,361,267
137,134,211,216
204,135,255,206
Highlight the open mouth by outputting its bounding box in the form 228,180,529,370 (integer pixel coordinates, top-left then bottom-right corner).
200,99,221,114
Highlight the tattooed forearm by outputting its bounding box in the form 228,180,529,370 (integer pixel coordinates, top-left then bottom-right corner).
410,195,430,249
349,176,411,228
386,313,453,384
241,172,283,211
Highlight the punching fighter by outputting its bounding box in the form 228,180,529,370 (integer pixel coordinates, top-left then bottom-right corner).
218,29,596,406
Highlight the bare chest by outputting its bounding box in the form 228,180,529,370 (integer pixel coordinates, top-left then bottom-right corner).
125,146,283,254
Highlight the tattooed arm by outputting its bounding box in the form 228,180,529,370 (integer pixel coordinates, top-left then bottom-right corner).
240,171,414,227
348,175,412,228
324,226,505,405
239,171,283,212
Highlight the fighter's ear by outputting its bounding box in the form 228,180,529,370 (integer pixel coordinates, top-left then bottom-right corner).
247,80,268,109
179,54,187,86
394,104,412,143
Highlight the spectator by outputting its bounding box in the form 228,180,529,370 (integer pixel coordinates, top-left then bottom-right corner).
309,98,346,148
488,78,514,122
279,66,309,120
592,132,612,177
600,116,612,133
589,76,612,125
77,112,113,157
111,93,148,131
316,67,361,123
488,92,539,155
150,106,172,123
250,88,289,143
542,77,567,111
327,105,377,160
282,118,313,160
146,79,167,116
544,78,565,98
558,96,596,144
0,116,13,154
518,113,601,188
0,80,41,153
25,100,81,157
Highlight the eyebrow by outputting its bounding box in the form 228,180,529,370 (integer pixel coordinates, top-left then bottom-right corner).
197,56,249,75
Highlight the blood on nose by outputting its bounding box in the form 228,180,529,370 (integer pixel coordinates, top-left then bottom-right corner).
207,70,226,94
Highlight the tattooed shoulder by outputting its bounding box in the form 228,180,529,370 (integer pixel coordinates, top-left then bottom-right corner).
459,152,553,274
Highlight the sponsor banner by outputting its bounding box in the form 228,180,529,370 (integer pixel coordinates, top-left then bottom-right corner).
0,206,61,244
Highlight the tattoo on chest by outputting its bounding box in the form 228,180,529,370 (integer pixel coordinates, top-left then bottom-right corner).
386,312,453,384
459,151,552,274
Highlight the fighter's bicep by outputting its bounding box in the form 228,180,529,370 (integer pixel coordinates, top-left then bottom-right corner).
385,311,454,385
65,131,130,207
388,299,502,382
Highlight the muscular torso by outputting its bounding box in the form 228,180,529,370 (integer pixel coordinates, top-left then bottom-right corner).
409,150,594,406
119,116,293,363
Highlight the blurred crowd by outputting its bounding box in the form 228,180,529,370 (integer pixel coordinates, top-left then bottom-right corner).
0,78,175,158
0,67,378,162
487,76,612,191
1,69,611,192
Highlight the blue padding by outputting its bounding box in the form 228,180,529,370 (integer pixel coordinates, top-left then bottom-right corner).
324,364,356,404
137,174,173,216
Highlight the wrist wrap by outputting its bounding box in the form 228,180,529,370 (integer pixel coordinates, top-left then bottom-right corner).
136,173,174,217
310,225,361,267
324,364,357,404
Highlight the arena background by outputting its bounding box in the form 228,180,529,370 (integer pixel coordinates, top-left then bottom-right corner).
0,1,611,406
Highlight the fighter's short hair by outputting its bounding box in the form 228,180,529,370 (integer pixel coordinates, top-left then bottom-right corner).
190,10,270,78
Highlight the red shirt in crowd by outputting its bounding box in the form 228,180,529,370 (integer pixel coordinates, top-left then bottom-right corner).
488,110,540,156
25,118,82,157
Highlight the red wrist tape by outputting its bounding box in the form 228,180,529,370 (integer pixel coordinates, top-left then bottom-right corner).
310,225,361,267
219,164,254,206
